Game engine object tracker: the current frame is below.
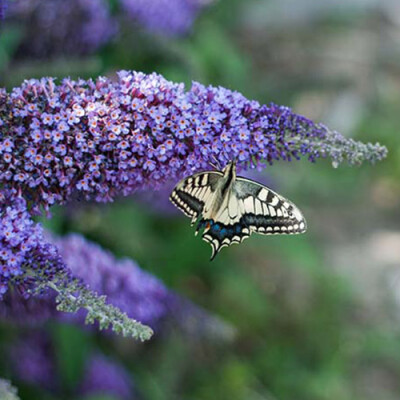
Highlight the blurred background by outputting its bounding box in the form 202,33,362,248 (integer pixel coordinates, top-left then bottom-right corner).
1,0,400,399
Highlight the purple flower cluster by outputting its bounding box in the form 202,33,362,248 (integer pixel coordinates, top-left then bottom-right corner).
0,0,7,20
0,231,174,329
0,192,66,298
0,282,56,323
0,70,386,217
10,333,134,399
10,333,56,391
7,0,116,58
79,354,134,400
52,233,174,327
0,69,386,305
0,232,233,340
121,0,209,35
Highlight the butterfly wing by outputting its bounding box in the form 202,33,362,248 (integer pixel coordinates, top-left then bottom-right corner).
201,176,307,260
169,171,223,224
233,176,307,235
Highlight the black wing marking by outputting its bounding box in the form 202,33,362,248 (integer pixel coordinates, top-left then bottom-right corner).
169,171,222,223
198,177,306,260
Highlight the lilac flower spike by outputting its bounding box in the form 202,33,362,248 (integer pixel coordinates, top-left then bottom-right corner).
0,71,386,214
0,192,154,340
9,333,134,399
10,333,56,391
7,0,116,57
0,71,387,340
121,0,210,35
0,0,7,20
53,233,174,327
0,232,234,341
79,354,134,400
0,191,66,297
0,210,153,339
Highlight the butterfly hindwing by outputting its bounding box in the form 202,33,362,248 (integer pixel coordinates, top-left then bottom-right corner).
198,177,306,259
169,171,223,223
199,219,251,260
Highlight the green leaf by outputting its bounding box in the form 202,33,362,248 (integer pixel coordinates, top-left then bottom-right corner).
0,25,23,72
51,323,91,392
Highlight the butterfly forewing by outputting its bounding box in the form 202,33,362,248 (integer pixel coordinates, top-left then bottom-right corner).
169,171,222,222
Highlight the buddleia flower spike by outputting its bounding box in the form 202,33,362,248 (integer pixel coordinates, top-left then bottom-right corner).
170,160,306,260
0,70,386,304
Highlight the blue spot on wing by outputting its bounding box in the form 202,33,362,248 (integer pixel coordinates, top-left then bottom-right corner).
212,223,220,232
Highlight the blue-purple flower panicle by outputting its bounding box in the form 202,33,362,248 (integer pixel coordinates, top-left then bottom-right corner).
10,333,134,399
0,192,66,297
0,191,155,339
121,0,210,35
53,233,174,327
10,334,56,391
7,0,117,58
5,0,210,59
79,354,134,400
0,70,387,216
0,0,7,20
0,70,386,339
0,227,155,339
0,232,234,341
55,234,234,339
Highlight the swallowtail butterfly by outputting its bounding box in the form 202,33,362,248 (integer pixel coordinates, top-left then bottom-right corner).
170,161,307,260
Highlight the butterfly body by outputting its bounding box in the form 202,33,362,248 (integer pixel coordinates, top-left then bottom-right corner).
201,162,236,220
170,161,306,260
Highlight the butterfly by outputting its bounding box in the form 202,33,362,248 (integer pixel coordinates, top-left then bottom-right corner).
170,160,307,260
